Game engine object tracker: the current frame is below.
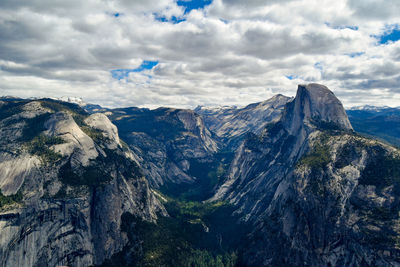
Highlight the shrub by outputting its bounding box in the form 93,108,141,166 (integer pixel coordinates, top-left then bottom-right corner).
26,135,64,163
359,147,400,190
102,199,243,267
20,113,52,142
0,189,23,209
59,161,112,187
298,143,331,170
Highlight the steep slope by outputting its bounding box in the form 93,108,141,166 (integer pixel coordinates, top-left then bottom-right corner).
0,99,165,266
106,107,221,196
347,106,400,147
195,94,291,149
212,84,400,266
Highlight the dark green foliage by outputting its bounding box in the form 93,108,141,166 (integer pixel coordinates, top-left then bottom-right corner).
20,113,52,141
103,199,245,267
103,148,143,179
334,142,362,169
80,124,107,142
359,146,400,190
72,114,87,127
354,204,400,247
264,121,284,136
161,151,234,201
0,189,23,208
53,185,67,199
0,100,29,121
244,132,262,152
310,117,351,135
59,161,113,187
298,143,331,170
39,99,87,116
58,148,142,187
297,136,332,195
26,135,64,163
311,118,341,131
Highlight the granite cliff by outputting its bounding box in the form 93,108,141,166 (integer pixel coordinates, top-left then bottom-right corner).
212,84,400,266
0,99,165,266
1,84,399,266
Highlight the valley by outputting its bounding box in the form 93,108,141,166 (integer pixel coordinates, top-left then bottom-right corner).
0,83,399,266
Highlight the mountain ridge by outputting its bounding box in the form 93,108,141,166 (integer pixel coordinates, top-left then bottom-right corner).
1,84,400,266
211,84,400,266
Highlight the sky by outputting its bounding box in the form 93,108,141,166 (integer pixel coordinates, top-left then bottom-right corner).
0,0,400,109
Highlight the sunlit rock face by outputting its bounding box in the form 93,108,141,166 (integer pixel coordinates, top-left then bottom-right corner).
0,99,165,267
196,94,292,149
212,84,400,266
282,83,353,135
0,84,399,267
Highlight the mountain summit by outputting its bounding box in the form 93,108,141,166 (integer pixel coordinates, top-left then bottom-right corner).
212,84,400,266
283,83,353,134
1,85,399,266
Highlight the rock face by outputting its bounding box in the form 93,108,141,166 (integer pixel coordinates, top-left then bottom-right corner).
283,83,352,135
195,94,291,149
0,99,165,267
107,107,219,188
1,84,400,267
212,83,400,266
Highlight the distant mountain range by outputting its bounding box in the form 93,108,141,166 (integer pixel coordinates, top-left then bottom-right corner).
1,85,399,266
14,94,398,149
346,106,400,147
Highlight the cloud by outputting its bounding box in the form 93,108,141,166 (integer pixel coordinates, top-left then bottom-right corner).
0,0,400,109
347,0,400,20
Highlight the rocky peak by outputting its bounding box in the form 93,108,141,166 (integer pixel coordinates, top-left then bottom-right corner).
196,94,292,150
283,83,353,135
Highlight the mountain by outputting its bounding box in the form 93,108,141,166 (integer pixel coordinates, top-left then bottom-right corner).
212,84,400,266
195,94,291,149
1,84,400,266
347,106,400,147
0,98,165,266
104,107,226,200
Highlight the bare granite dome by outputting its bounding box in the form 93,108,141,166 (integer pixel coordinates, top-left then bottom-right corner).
283,83,353,134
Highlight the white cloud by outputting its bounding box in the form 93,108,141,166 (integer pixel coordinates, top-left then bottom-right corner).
0,0,400,108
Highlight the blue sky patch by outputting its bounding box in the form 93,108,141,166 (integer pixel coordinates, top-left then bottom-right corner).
111,60,158,80
285,75,299,80
154,14,186,24
154,1,212,23
325,23,358,31
314,62,323,71
177,0,212,14
346,52,365,58
377,25,400,44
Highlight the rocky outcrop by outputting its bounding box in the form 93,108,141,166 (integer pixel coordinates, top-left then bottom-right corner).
212,83,400,266
212,84,353,208
0,99,165,267
84,113,121,149
195,94,291,149
45,112,98,166
1,85,400,266
107,107,219,188
282,83,352,135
